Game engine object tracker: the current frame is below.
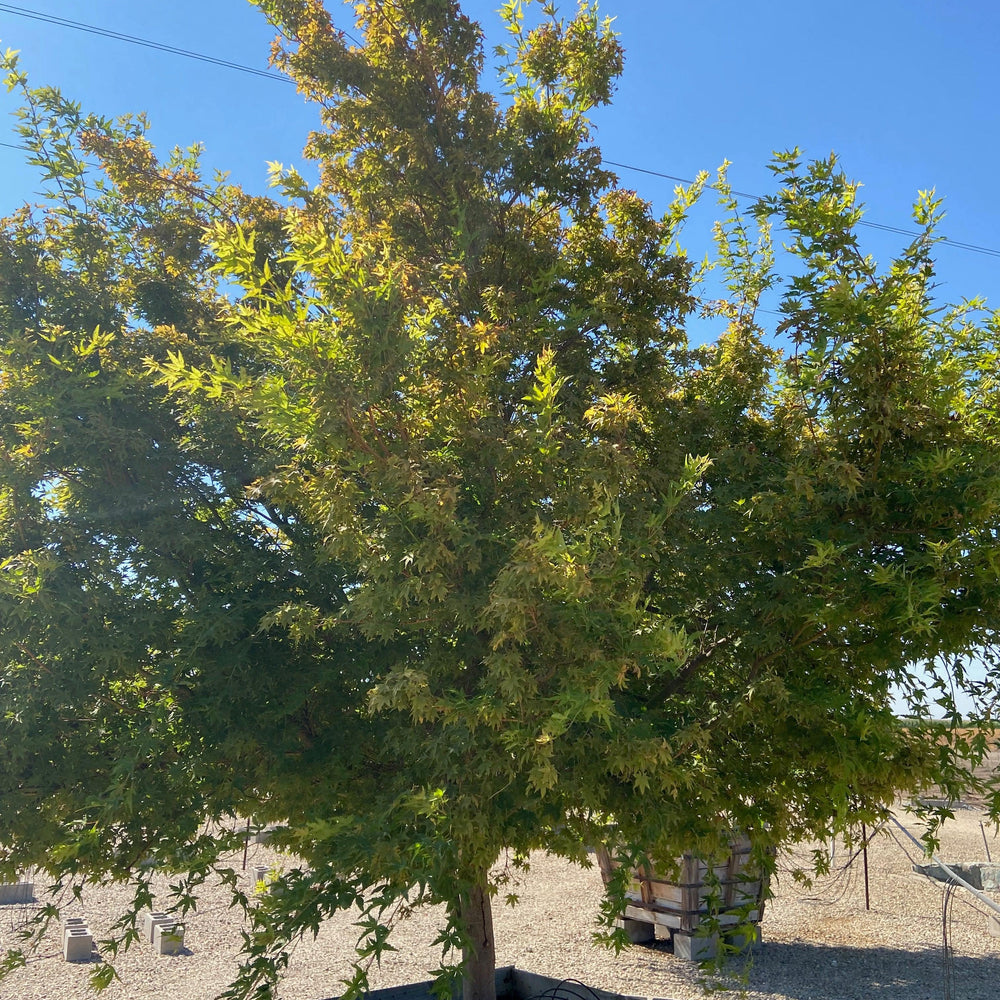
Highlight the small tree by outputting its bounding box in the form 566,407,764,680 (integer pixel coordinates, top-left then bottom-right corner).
4,3,1000,999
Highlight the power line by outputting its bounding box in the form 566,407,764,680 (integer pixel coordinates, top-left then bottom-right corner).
2,4,999,262
0,3,292,83
604,159,1000,260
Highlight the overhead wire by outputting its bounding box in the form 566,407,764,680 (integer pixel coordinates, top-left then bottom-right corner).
0,3,292,83
604,159,1000,260
2,3,1000,261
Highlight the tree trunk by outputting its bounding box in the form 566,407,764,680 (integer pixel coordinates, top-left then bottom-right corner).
460,876,496,1000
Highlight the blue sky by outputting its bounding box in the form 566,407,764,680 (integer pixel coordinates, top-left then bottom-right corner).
1,0,998,315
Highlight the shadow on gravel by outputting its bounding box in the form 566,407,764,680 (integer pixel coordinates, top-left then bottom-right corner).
701,940,1000,1000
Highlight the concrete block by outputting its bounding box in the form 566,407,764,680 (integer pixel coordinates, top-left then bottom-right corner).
64,918,91,957
153,922,185,955
142,911,174,943
913,861,1000,891
725,925,762,952
63,918,87,945
253,865,269,885
672,930,718,962
63,926,93,962
0,881,34,904
988,914,1000,938
618,917,655,944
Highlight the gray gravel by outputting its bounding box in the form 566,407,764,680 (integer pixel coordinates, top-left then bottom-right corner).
3,806,1000,1000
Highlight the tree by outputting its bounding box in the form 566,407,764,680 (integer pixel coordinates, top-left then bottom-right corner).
4,3,1000,999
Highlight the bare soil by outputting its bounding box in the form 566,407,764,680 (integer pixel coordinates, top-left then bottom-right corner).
3,805,1000,1000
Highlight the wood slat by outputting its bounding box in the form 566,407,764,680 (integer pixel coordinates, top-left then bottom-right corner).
599,837,769,937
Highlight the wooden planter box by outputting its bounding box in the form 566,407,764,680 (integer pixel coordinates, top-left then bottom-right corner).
595,836,769,960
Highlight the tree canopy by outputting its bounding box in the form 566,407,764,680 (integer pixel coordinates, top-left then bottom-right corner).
3,2,1000,998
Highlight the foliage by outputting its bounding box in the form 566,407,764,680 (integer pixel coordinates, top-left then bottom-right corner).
3,3,1000,999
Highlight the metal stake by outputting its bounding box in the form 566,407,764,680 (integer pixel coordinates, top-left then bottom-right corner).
861,822,871,911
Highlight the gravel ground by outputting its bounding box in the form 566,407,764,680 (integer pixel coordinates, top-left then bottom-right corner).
3,806,1000,1000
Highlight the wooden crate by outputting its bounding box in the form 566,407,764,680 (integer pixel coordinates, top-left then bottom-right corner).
596,836,768,936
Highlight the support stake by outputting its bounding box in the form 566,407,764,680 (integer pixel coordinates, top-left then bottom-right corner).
861,822,871,911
